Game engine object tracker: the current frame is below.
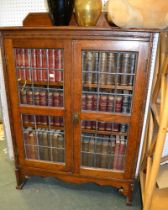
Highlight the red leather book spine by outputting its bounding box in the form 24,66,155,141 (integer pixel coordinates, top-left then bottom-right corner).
42,49,48,82
20,49,26,80
48,92,53,107
36,49,43,82
31,49,37,82
113,137,120,170
48,49,55,82
54,116,61,127
15,48,22,80
99,95,107,112
25,49,31,81
115,96,123,113
53,92,60,107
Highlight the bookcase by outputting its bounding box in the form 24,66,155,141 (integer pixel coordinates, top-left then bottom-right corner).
0,13,159,205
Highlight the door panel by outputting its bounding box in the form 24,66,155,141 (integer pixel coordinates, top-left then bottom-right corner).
4,38,73,172
73,40,149,178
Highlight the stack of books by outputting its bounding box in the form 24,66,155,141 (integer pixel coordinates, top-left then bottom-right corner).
81,134,127,170
15,48,63,82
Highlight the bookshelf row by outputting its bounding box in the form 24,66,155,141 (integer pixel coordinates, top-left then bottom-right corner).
24,128,64,162
22,115,129,136
82,51,137,87
81,134,127,170
14,48,64,83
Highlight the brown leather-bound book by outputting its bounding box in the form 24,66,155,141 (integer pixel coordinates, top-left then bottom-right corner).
54,116,61,127
113,136,120,170
120,53,130,86
56,132,64,163
26,89,33,105
26,130,38,160
86,94,94,111
15,48,22,80
101,137,109,169
112,123,120,132
53,92,60,107
20,89,27,104
98,121,106,131
20,48,26,80
59,92,64,107
82,94,87,111
85,51,95,85
42,129,50,161
95,136,102,168
81,135,89,167
117,138,126,170
34,89,40,106
39,90,47,106
55,49,63,82
99,52,107,85
107,95,114,113
52,131,59,162
128,53,136,86
106,52,116,85
108,136,116,169
87,136,95,167
115,53,122,85
48,92,53,106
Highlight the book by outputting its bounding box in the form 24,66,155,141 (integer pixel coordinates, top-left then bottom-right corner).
99,95,108,112
26,130,38,160
120,53,130,86
108,136,116,169
53,92,60,107
41,49,48,82
20,49,26,80
26,89,33,105
107,95,115,112
81,135,90,166
82,94,86,110
15,48,22,80
105,122,112,131
120,124,128,133
39,90,47,106
85,51,94,84
34,89,40,105
55,49,63,82
31,49,37,82
57,133,65,163
99,52,107,85
98,121,106,131
48,92,54,106
95,136,102,168
101,136,109,168
87,136,95,167
122,90,130,113
86,94,94,111
24,49,31,81
128,53,136,86
115,95,123,113
106,52,116,85
48,49,55,82
20,89,27,104
38,129,50,161
52,131,59,162
113,136,120,170
115,53,122,85
36,49,43,82
116,138,126,170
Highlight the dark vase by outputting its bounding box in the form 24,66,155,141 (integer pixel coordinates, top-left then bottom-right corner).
47,0,74,26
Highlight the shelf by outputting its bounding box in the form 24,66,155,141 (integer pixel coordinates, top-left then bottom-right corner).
19,80,63,87
83,83,133,91
82,129,127,136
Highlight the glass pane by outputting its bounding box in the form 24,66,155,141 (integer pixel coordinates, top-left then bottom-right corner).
22,114,65,163
14,48,64,107
82,51,137,114
81,120,128,171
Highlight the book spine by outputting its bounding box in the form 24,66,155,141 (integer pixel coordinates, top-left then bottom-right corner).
34,90,40,106
20,89,27,104
115,53,122,85
99,52,107,85
53,92,60,107
106,52,115,85
85,51,94,84
26,130,38,160
55,49,63,82
48,92,53,106
36,49,43,82
31,49,37,82
52,132,59,162
42,129,50,161
39,90,47,106
54,116,61,127
105,122,112,131
95,136,102,168
107,95,114,112
87,136,95,167
113,136,120,170
86,94,94,111
115,96,123,113
20,49,26,80
99,95,107,112
15,48,22,80
128,53,136,86
122,90,130,113
82,51,87,83
57,134,64,163
81,135,89,166
22,114,30,125
101,137,109,168
108,136,116,169
116,139,126,170
82,94,87,111
48,49,55,82
26,90,33,105
42,49,48,82
120,53,130,86
98,121,106,131
25,49,31,81
112,123,120,132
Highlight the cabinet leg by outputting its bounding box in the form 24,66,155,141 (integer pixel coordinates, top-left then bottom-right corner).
126,183,134,206
15,168,27,190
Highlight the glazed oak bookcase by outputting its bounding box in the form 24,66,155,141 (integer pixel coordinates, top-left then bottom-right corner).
0,13,158,205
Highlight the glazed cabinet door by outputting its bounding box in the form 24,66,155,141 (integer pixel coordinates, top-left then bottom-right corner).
73,40,150,179
4,38,73,172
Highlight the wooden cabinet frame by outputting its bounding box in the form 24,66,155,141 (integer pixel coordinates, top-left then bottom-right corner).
0,26,156,205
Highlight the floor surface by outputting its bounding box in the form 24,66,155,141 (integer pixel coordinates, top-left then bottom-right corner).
0,127,142,210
